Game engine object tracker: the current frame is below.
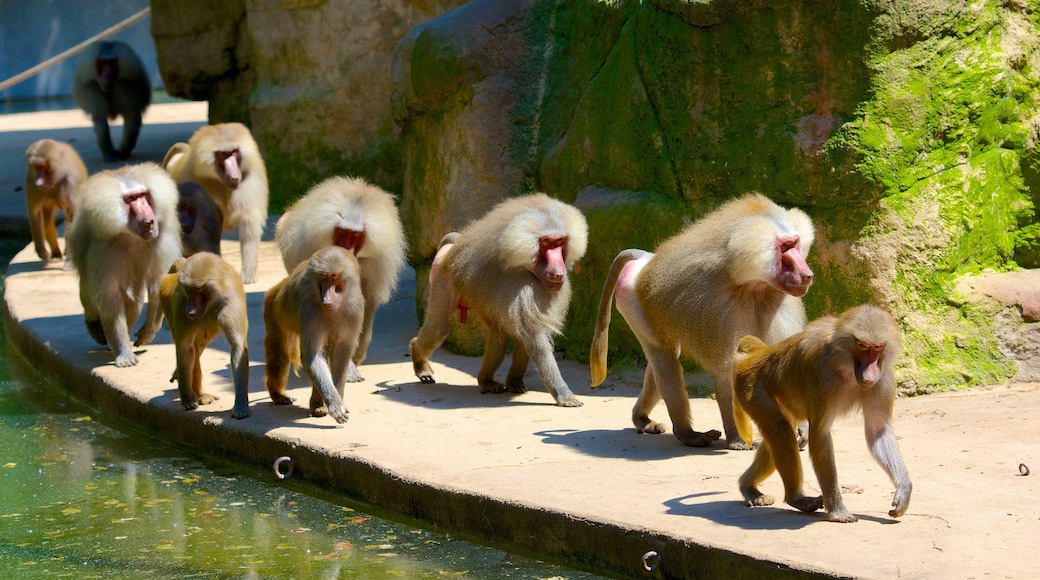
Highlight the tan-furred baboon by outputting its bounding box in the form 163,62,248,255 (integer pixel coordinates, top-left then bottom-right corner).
69,163,182,367
734,304,911,523
590,193,814,448
24,138,88,263
410,193,589,407
275,176,406,381
72,40,151,162
160,252,249,418
163,123,268,284
264,246,364,423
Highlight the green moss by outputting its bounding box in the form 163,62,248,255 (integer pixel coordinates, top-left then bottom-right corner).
636,1,876,206
805,1,1040,391
263,135,402,213
404,28,478,117
400,113,454,260
899,299,1017,392
875,146,1027,390
539,16,680,200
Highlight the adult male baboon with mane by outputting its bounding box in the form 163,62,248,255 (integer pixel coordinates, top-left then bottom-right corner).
410,193,588,407
163,123,268,283
591,193,815,448
70,163,181,367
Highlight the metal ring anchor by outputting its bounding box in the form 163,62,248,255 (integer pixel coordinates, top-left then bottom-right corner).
1020,463,1030,476
642,550,661,572
273,456,296,480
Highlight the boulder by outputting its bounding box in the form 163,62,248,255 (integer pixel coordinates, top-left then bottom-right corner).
151,0,467,205
151,0,254,124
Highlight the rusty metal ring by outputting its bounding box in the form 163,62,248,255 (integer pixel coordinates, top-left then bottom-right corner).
642,550,661,572
1020,463,1030,476
273,456,296,480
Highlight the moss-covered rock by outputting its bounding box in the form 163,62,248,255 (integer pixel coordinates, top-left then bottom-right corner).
395,0,1040,394
815,1,1040,390
565,187,687,365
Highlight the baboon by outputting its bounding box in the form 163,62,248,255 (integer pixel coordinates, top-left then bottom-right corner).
275,176,406,381
734,304,911,523
590,193,814,447
177,182,223,257
410,194,589,407
69,163,182,367
163,123,268,283
72,40,151,161
24,138,87,263
160,252,249,418
264,246,364,423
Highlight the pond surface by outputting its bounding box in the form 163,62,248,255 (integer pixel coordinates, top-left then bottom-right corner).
0,347,614,580
0,242,610,579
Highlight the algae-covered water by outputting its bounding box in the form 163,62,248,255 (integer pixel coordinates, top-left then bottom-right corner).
0,242,608,579
0,371,609,579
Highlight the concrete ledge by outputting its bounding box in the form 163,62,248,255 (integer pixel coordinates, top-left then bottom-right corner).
4,239,1039,579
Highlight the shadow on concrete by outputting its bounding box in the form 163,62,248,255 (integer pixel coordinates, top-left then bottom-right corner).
664,492,906,531
534,427,728,459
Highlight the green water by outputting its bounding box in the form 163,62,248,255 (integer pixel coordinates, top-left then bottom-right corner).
0,242,609,579
0,369,610,579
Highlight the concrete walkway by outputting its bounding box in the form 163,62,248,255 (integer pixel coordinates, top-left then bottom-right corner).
1,102,1038,579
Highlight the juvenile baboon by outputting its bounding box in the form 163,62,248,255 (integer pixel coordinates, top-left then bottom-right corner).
734,304,911,523
160,252,249,418
163,123,268,283
275,176,406,381
410,193,589,407
590,193,814,448
69,163,182,367
24,138,87,263
177,182,223,257
72,40,151,162
264,246,364,423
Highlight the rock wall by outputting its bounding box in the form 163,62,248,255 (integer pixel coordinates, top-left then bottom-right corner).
151,0,253,123
393,0,1040,392
151,0,467,206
